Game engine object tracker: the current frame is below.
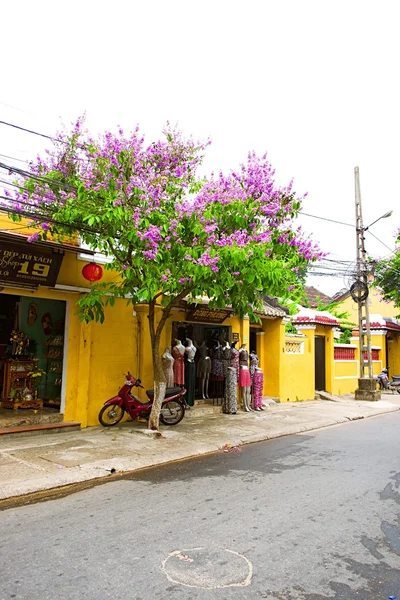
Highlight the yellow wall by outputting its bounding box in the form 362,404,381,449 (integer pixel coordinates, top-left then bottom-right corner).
338,289,400,322
280,333,314,401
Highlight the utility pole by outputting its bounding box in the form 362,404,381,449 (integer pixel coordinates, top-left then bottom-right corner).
354,167,380,400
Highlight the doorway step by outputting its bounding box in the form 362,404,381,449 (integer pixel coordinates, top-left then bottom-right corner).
0,420,81,438
190,399,223,417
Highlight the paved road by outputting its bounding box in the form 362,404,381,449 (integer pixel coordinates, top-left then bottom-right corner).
1,414,399,600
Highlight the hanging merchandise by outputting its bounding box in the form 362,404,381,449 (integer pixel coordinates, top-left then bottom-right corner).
27,302,38,326
41,312,52,335
82,263,103,282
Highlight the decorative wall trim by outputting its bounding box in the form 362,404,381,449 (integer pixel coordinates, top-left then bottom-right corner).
285,340,304,354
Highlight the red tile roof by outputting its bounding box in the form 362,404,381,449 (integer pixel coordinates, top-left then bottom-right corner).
304,286,332,308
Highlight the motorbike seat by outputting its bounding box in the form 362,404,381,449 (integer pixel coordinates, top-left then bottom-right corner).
146,387,182,399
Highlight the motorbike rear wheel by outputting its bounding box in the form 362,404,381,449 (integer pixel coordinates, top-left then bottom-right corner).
160,400,185,426
99,403,125,426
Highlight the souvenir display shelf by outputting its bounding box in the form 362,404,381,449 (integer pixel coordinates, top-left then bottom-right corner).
1,358,43,410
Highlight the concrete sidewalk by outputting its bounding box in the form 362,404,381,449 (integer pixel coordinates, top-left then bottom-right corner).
1,394,399,506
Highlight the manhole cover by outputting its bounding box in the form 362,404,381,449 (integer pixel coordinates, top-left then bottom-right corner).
162,547,253,589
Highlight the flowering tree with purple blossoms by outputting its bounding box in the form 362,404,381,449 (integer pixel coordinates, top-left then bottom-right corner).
3,119,323,429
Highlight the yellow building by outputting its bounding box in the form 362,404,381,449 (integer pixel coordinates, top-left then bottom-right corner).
7,210,373,429
0,219,138,428
1,212,323,430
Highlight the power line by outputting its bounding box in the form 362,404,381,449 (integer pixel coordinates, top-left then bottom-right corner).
299,211,354,228
366,230,395,254
0,153,29,164
0,119,64,145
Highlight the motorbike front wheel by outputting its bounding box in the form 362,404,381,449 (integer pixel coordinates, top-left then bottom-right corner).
160,400,185,426
98,403,125,426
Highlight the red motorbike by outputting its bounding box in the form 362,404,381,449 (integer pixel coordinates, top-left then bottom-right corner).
98,372,186,427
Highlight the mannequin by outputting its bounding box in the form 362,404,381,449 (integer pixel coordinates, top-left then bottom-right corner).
252,367,264,410
222,341,232,378
250,350,260,383
162,347,174,388
223,366,238,414
172,339,185,387
211,341,224,399
197,341,211,399
239,343,252,411
184,338,196,407
230,340,240,382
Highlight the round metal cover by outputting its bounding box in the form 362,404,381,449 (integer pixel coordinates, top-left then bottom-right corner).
350,280,369,303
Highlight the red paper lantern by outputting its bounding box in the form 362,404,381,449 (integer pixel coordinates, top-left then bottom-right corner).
82,263,103,282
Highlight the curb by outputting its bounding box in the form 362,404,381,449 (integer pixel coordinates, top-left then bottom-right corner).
1,405,399,511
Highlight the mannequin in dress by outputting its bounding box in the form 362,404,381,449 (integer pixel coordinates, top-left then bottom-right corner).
184,338,197,407
249,350,260,384
239,343,252,411
223,366,238,414
222,341,232,379
162,347,174,388
172,339,185,387
196,341,211,399
252,366,264,411
211,340,224,399
230,340,240,382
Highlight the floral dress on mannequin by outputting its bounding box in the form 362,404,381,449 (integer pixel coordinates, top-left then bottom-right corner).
249,352,259,383
252,368,264,410
222,344,232,378
211,344,223,380
223,367,238,414
230,345,240,382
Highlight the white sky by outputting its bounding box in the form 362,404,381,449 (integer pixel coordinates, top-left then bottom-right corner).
1,0,399,296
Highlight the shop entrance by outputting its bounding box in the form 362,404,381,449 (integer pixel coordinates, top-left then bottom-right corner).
171,321,231,401
0,293,66,422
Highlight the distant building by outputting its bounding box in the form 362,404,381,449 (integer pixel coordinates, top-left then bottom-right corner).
304,286,332,308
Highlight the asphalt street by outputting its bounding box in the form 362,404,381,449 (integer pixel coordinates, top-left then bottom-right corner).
1,414,399,600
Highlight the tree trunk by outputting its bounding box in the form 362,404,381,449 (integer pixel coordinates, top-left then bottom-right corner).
147,288,193,430
148,340,166,430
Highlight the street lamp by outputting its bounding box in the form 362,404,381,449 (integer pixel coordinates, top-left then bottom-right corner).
364,211,393,231
353,166,392,401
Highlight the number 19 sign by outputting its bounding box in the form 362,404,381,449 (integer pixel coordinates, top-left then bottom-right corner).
0,240,64,287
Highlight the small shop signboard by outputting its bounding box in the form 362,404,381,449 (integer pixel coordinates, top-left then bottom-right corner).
186,306,229,324
0,241,64,287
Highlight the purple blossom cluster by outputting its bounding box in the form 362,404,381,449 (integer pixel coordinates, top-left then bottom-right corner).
1,118,324,298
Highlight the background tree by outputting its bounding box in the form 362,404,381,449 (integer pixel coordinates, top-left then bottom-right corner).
372,246,400,314
2,119,323,429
